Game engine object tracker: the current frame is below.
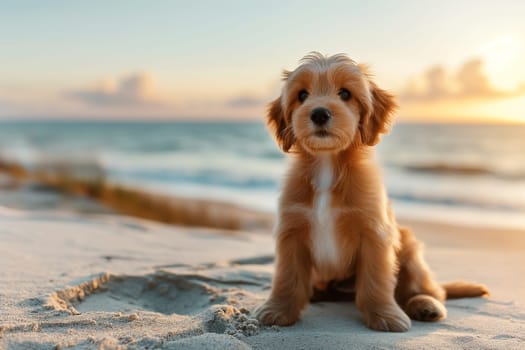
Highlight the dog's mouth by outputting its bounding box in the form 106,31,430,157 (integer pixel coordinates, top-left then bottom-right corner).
302,131,343,153
314,129,331,138
301,128,353,154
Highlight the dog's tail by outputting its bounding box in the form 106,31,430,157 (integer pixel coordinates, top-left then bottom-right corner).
442,281,490,299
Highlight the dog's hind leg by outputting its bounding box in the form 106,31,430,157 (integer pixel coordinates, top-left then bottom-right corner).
395,226,447,322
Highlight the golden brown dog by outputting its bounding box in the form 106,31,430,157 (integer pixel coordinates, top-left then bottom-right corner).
255,52,489,332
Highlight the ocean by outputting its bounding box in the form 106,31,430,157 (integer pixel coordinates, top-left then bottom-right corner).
1,120,524,228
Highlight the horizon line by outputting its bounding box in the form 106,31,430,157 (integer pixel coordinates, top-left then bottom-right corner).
0,116,524,126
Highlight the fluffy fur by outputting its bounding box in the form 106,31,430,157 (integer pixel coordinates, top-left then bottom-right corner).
255,52,489,332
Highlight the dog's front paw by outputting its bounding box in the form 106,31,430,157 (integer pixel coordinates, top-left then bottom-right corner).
362,303,411,332
255,299,300,326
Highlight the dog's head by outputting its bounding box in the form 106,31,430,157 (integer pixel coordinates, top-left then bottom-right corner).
267,52,397,154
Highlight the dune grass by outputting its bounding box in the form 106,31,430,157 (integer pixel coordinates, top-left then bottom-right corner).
0,158,272,231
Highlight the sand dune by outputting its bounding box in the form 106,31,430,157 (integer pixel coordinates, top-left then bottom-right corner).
1,208,524,349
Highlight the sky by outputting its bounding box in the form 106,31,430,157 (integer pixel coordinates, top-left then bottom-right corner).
1,0,525,123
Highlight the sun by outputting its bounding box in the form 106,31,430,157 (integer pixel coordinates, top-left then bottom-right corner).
478,37,522,89
479,37,520,70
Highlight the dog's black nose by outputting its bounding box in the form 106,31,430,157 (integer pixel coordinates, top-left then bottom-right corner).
310,107,331,126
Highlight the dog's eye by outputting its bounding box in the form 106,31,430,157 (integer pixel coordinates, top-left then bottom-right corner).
338,88,352,101
298,90,309,103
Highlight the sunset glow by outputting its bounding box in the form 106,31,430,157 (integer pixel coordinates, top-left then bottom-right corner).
0,1,524,123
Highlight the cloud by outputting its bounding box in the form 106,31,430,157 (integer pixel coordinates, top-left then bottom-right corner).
225,95,265,108
401,58,525,102
3,73,275,119
67,72,162,107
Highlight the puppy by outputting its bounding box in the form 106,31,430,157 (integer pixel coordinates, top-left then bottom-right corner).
255,52,489,332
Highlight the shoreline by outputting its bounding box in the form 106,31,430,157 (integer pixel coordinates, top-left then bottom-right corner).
3,161,525,235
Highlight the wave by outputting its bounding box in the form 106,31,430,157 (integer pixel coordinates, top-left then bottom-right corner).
108,168,279,190
398,163,525,181
389,192,525,213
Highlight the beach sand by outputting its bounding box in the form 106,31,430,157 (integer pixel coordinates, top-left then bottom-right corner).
1,205,524,350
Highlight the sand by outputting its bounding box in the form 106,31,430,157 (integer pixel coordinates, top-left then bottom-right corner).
1,206,524,349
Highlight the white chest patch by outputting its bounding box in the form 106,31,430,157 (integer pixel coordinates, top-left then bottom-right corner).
312,155,339,266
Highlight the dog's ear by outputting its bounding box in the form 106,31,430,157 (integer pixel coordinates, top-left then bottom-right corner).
266,97,295,152
359,79,397,146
